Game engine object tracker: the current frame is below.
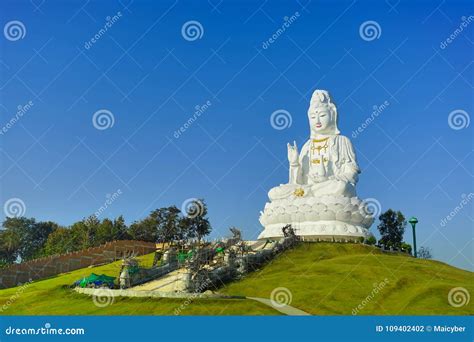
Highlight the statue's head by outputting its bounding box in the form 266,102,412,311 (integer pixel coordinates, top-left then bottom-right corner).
308,89,340,136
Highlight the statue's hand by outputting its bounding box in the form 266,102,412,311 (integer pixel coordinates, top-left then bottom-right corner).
310,174,328,183
287,141,299,166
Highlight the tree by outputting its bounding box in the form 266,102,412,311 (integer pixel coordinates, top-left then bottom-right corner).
0,229,21,266
26,221,58,259
0,217,58,262
84,215,100,247
43,227,74,255
83,215,131,246
181,199,211,245
129,206,183,246
69,220,90,250
44,215,130,256
377,209,406,248
153,206,182,249
0,199,214,264
95,218,114,245
129,217,158,242
2,217,35,262
113,215,129,240
418,246,433,259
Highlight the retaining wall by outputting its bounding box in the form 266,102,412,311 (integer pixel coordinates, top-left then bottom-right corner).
0,240,156,289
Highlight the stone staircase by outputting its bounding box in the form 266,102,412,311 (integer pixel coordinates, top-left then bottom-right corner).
130,268,189,292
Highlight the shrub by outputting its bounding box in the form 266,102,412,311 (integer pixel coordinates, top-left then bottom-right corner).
365,236,376,245
400,242,412,254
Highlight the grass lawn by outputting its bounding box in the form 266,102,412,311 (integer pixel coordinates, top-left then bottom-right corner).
0,243,472,315
220,243,474,315
0,252,276,315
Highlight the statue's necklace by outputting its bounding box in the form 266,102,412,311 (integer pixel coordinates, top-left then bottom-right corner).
311,137,329,164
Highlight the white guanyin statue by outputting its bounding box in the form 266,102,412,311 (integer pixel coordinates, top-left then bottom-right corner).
258,90,374,241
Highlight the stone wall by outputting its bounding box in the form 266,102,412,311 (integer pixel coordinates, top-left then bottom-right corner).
128,262,180,288
0,240,156,289
189,234,300,292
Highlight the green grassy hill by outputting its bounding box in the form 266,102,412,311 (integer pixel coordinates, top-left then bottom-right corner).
221,243,474,315
0,243,472,315
0,252,274,315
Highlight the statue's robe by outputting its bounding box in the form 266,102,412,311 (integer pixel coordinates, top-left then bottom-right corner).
269,135,360,201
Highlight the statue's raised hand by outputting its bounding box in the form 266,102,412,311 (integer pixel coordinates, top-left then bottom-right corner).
287,141,299,166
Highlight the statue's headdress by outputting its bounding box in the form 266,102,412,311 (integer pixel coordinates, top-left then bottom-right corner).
310,89,340,135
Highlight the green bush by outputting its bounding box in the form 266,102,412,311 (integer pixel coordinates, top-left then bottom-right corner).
401,242,412,254
365,236,376,245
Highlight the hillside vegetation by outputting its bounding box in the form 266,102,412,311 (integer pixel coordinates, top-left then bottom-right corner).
0,243,472,315
221,243,474,315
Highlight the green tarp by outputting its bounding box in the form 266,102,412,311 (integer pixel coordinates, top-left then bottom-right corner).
178,250,194,262
77,273,116,288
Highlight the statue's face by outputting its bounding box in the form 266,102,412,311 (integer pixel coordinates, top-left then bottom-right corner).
308,105,333,135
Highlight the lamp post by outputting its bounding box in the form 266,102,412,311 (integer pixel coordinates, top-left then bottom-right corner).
408,217,418,258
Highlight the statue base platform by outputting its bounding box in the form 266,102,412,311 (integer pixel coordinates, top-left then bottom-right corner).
258,194,374,241
258,221,370,241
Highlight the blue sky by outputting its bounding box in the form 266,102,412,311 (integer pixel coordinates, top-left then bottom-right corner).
0,0,472,270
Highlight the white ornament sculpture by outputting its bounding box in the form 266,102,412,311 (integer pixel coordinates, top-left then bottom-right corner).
258,90,374,241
